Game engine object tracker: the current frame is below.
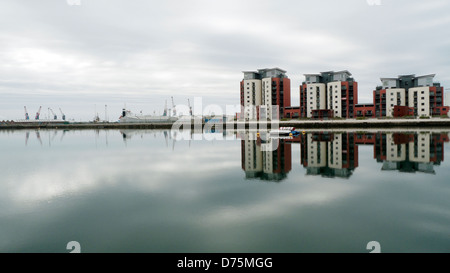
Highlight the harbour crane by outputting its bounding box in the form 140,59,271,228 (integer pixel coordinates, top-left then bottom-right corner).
188,99,193,116
49,108,57,120
35,106,42,120
163,100,168,116
24,106,29,120
171,96,176,117
59,108,66,121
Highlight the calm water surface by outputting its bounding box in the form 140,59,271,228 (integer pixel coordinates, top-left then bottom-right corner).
1,129,450,253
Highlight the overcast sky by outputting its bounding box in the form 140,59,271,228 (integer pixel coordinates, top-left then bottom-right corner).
1,0,450,121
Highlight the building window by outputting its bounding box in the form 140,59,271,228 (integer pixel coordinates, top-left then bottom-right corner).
421,109,425,112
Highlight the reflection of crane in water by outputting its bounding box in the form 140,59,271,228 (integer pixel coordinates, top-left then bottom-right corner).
172,130,177,151
36,131,43,146
60,130,67,142
24,130,46,146
119,130,182,150
25,131,30,146
164,131,168,147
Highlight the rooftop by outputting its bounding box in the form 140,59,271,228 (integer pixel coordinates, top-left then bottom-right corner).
258,67,287,73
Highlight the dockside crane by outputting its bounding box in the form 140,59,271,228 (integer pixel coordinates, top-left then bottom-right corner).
24,106,29,120
59,108,66,121
49,108,57,120
188,99,193,116
163,100,168,116
35,106,42,120
171,96,176,117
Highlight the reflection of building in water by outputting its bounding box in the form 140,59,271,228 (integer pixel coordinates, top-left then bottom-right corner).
240,131,292,182
300,132,358,178
374,132,449,174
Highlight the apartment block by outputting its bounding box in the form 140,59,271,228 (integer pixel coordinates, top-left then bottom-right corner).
373,74,449,117
300,71,358,118
240,68,290,121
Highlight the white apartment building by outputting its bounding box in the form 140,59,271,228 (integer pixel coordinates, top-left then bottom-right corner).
385,88,406,117
261,78,274,120
241,68,289,121
303,82,326,118
328,81,343,118
242,74,262,121
408,87,430,117
301,71,357,118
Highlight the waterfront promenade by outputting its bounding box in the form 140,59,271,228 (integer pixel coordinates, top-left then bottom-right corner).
1,118,450,130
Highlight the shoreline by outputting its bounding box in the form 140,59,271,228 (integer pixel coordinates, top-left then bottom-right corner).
1,118,450,130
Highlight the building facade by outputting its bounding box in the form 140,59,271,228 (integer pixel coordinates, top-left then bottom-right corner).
300,71,358,118
373,74,449,117
240,68,291,121
355,104,375,118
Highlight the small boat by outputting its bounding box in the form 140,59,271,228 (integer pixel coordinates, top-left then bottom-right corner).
270,127,300,136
